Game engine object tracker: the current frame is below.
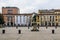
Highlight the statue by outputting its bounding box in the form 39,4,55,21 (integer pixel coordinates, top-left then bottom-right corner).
32,13,36,22
31,13,39,31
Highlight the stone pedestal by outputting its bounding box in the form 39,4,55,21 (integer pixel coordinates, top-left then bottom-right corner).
31,23,39,31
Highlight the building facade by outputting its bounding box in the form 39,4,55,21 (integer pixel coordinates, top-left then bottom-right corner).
2,7,19,26
38,9,60,26
2,7,60,27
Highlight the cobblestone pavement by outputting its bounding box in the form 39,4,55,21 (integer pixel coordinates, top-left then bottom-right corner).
0,27,60,40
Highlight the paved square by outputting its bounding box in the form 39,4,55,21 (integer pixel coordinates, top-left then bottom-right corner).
0,27,60,40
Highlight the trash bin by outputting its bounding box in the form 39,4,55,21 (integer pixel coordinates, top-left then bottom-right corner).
18,30,21,34
2,30,5,34
52,29,54,34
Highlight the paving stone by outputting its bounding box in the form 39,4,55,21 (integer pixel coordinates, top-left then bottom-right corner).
0,27,60,40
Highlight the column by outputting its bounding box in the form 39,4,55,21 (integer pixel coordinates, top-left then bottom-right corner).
16,16,18,25
6,22,7,26
26,16,28,26
22,15,24,25
25,16,27,25
28,16,29,26
41,16,42,26
21,15,23,25
53,16,54,26
18,15,20,25
30,16,32,26
44,16,45,26
13,16,14,26
9,16,11,26
15,16,16,25
6,16,8,26
51,16,52,26
24,16,26,25
47,15,48,26
39,16,41,26
20,16,21,25
23,15,25,25
28,16,30,26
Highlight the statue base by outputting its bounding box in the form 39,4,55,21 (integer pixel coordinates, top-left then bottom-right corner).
31,26,39,31
31,22,39,31
31,29,39,31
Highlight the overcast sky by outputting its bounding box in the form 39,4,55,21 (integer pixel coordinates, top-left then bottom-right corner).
0,0,60,13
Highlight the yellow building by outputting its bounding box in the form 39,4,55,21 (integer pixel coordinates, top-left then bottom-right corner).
54,10,60,26
36,15,40,25
38,9,60,26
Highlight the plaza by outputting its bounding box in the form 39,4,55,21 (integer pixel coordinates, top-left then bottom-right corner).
0,7,60,40
0,27,60,40
0,0,60,40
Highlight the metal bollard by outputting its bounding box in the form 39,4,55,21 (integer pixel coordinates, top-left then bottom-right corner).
18,30,21,34
52,29,54,34
2,30,5,34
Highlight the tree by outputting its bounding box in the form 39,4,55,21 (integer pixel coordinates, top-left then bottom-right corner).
0,14,4,27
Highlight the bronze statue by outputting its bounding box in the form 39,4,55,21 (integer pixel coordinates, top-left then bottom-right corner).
31,13,39,31
32,13,36,22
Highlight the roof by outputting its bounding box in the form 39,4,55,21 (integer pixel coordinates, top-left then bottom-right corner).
2,7,19,9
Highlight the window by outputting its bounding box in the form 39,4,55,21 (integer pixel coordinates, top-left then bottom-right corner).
37,16,39,19
55,16,57,18
50,16,51,21
56,19,57,21
7,16,12,21
8,10,13,14
53,16,54,21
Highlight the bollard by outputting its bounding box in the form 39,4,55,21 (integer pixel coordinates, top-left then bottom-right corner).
18,30,21,34
2,30,5,34
28,26,29,29
52,29,54,34
16,26,18,29
55,26,57,29
46,26,48,29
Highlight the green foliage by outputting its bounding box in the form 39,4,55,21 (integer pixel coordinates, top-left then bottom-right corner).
0,14,4,24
